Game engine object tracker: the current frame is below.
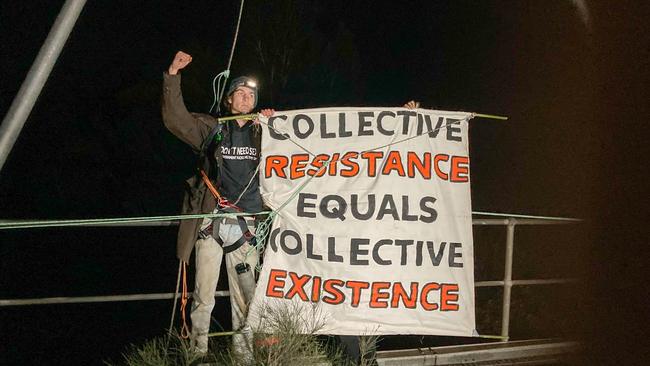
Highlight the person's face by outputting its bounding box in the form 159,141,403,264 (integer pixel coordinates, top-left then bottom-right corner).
228,86,256,114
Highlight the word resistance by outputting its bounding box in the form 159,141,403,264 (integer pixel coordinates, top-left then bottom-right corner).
265,151,469,181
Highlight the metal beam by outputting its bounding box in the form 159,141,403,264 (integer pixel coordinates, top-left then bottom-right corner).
0,290,230,306
0,0,87,171
376,339,580,365
501,219,516,341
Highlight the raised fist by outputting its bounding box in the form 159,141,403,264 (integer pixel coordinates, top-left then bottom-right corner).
168,51,192,75
403,100,420,109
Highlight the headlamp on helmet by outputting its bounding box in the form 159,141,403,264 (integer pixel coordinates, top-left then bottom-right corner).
226,76,259,108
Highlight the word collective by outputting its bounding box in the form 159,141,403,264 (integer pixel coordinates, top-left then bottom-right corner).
268,111,465,142
268,228,465,267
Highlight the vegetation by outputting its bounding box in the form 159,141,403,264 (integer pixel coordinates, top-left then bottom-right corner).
108,302,378,366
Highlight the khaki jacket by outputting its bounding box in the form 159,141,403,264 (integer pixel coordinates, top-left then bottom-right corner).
162,72,218,262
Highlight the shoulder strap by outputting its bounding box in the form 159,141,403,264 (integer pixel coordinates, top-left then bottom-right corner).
196,121,225,175
201,122,224,153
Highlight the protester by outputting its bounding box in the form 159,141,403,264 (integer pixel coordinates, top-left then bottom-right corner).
162,50,274,359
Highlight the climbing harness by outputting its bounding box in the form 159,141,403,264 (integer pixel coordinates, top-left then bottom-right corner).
199,168,257,254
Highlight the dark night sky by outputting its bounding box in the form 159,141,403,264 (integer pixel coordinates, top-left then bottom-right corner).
0,0,596,218
1,1,648,365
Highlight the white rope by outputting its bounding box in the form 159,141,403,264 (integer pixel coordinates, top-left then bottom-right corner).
210,0,246,114
209,70,230,114
226,0,245,72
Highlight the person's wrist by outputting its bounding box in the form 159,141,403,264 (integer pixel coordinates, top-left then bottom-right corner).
168,66,178,75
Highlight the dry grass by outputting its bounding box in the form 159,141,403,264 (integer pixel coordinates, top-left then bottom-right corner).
108,302,377,365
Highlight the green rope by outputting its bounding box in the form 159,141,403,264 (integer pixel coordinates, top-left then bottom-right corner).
473,113,508,120
248,161,331,270
217,113,258,122
207,330,237,337
0,211,270,230
0,209,578,231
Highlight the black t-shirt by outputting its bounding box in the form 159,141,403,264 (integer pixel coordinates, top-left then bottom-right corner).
216,121,262,213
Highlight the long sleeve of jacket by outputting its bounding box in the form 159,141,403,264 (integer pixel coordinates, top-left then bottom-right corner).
162,72,218,262
161,72,216,151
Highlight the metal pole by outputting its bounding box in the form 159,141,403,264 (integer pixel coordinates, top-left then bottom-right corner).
0,0,87,172
0,290,231,307
501,218,516,341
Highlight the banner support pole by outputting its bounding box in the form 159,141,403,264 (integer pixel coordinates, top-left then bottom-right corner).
473,113,508,120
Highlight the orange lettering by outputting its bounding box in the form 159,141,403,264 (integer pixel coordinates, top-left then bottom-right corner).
441,283,460,311
420,282,440,311
307,154,330,177
311,276,322,302
370,282,391,308
285,272,311,301
265,156,288,178
266,269,287,298
340,152,360,177
382,151,405,176
322,279,345,305
346,281,370,307
361,151,383,177
450,156,469,182
407,152,431,179
433,154,449,180
290,154,310,179
391,282,418,309
328,153,340,176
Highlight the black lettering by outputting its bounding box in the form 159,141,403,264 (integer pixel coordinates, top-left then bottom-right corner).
269,227,280,252
396,111,416,134
338,112,353,137
448,242,463,267
395,239,414,265
280,230,302,255
373,239,392,265
268,115,289,140
377,195,400,220
350,194,375,220
419,196,438,223
306,234,322,260
294,114,315,139
350,238,370,265
320,194,347,221
327,237,344,262
297,193,317,218
416,114,438,137
431,117,444,138
319,113,336,138
445,119,462,142
401,195,418,221
426,241,446,266
377,111,396,136
358,111,374,136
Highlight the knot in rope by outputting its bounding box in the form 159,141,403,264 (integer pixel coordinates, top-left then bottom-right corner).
209,70,230,115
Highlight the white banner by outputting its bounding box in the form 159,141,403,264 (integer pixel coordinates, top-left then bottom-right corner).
248,107,475,336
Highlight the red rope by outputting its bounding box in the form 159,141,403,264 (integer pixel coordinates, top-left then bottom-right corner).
179,261,190,339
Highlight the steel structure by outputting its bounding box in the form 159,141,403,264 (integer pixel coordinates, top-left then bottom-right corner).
0,0,87,171
0,215,580,344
